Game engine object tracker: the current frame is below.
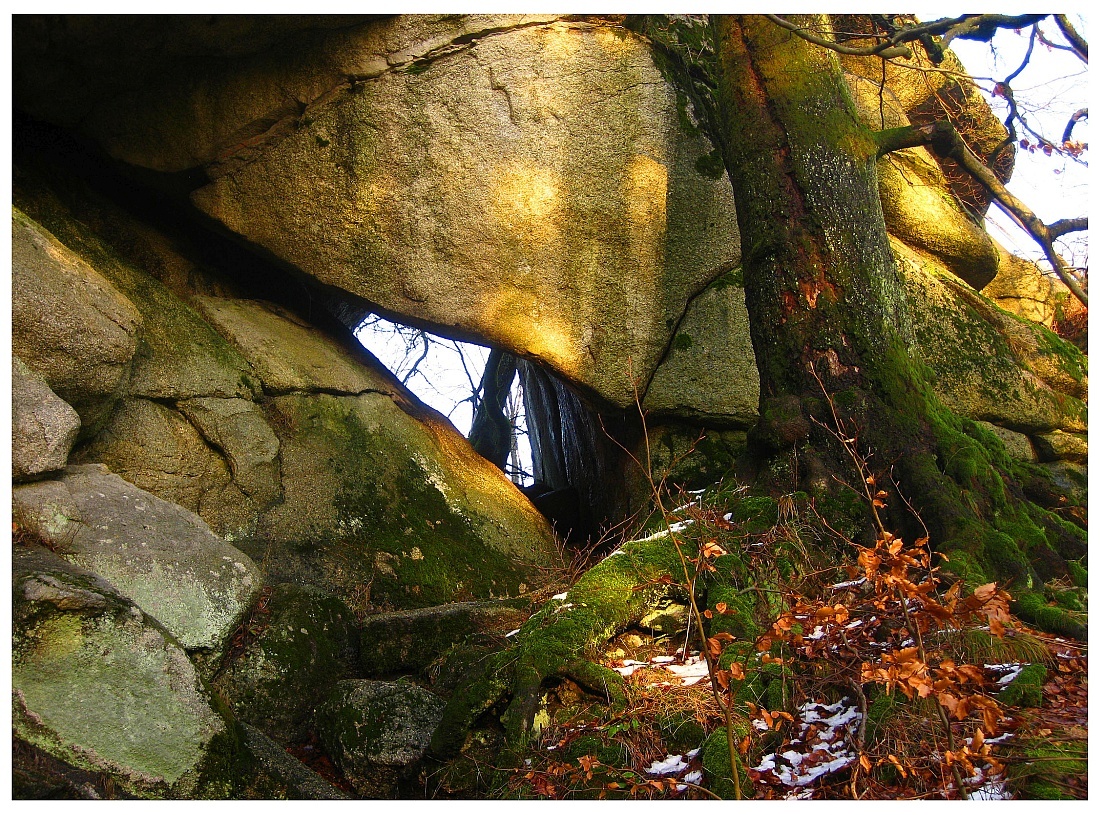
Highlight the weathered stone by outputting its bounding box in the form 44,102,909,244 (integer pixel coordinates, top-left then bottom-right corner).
190,19,740,408
12,546,232,798
250,391,557,608
644,277,759,426
984,245,1085,328
214,584,359,741
12,181,261,404
194,296,397,395
976,421,1036,462
1038,461,1087,504
12,356,81,482
74,397,263,539
315,679,446,797
14,15,557,173
358,599,530,675
12,465,261,653
239,723,350,800
177,397,282,509
897,240,1088,435
11,209,141,433
1032,430,1088,464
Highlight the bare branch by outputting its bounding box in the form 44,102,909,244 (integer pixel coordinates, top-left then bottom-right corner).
1049,218,1088,239
1062,108,1088,144
767,13,1050,63
763,14,911,59
1054,14,1088,64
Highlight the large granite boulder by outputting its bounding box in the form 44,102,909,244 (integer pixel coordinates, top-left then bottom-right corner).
11,209,141,434
896,240,1088,435
13,465,261,654
644,273,759,426
358,599,530,676
12,356,81,482
189,18,740,408
12,546,238,798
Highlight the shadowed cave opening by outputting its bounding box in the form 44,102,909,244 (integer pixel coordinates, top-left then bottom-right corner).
355,314,635,544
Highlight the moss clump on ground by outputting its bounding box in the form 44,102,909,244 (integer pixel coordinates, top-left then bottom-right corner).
699,725,751,799
1012,592,1087,641
995,663,1047,708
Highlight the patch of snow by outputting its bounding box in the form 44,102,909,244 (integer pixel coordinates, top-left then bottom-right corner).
986,663,1025,686
686,748,700,758
646,754,689,775
651,655,677,664
723,512,733,522
830,577,866,590
668,520,694,533
505,629,521,638
664,659,711,686
551,592,568,601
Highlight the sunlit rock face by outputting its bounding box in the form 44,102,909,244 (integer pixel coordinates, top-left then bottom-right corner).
188,17,740,408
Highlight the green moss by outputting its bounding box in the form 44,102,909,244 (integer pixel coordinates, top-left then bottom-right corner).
656,712,707,754
1012,591,1087,641
995,663,1046,708
864,691,901,746
672,332,694,351
1066,559,1087,588
1007,737,1086,799
699,724,751,800
694,148,726,179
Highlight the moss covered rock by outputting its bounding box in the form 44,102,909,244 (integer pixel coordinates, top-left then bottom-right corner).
315,679,446,797
213,583,359,741
359,599,530,676
251,389,556,608
12,546,238,798
13,465,261,654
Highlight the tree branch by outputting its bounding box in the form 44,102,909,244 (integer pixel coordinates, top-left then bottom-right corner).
1054,15,1088,64
1062,108,1088,144
765,14,1049,63
876,121,1088,307
763,14,912,58
1049,217,1088,239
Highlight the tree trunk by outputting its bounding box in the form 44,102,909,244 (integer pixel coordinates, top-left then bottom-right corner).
711,15,1084,602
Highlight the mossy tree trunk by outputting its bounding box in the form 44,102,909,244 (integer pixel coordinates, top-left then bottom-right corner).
711,15,1084,609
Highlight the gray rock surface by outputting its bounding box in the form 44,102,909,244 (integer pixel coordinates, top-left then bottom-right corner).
177,397,282,508
12,546,230,797
194,296,397,395
73,397,263,539
12,356,81,481
240,723,350,800
12,465,261,653
11,209,141,433
644,277,759,426
315,679,446,797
